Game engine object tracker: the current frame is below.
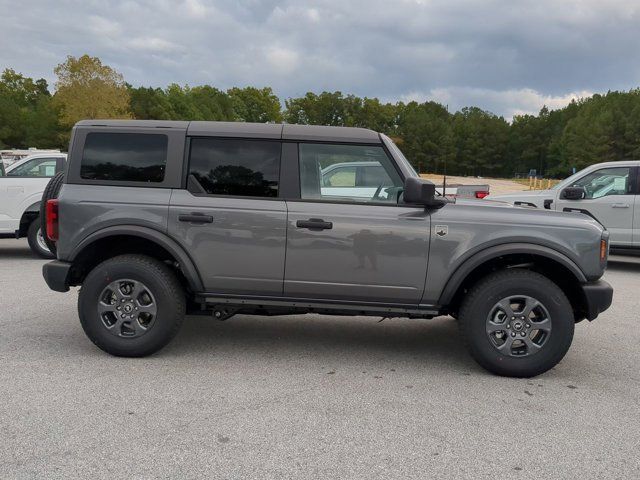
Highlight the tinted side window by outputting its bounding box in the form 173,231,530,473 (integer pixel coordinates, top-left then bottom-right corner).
81,133,167,182
188,138,281,197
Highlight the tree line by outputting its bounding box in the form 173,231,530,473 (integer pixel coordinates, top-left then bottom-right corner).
2,54,640,178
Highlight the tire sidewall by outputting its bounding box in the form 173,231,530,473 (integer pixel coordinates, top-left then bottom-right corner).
79,259,183,357
40,172,64,256
462,272,574,377
27,219,54,259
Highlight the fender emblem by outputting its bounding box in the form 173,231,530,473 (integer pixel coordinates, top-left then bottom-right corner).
435,225,448,237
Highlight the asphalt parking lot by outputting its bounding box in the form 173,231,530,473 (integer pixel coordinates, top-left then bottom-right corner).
1,239,639,479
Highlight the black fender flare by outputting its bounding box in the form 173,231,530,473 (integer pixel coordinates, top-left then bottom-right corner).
24,201,41,213
437,243,587,305
70,225,204,292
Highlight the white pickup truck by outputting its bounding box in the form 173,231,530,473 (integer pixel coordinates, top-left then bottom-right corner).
488,161,640,253
0,153,67,257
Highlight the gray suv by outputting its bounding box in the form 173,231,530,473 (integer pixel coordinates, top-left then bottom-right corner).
42,120,613,377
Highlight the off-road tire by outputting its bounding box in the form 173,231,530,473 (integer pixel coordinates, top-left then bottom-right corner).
39,172,64,256
27,217,54,259
78,254,186,357
459,269,574,378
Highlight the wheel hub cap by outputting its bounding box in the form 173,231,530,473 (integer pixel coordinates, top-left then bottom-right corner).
36,228,49,252
97,279,157,338
486,295,552,357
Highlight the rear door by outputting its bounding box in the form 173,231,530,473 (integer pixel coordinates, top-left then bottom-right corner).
283,142,430,304
555,165,636,246
168,137,287,295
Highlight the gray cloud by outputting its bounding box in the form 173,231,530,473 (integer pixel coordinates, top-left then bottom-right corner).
1,0,639,119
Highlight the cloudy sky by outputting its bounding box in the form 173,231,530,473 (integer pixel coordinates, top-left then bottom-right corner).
1,0,639,119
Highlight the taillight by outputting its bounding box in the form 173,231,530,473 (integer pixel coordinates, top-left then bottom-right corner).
475,191,490,199
46,199,59,241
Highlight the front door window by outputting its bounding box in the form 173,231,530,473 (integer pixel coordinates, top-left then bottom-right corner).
571,167,631,199
8,157,58,177
299,143,403,203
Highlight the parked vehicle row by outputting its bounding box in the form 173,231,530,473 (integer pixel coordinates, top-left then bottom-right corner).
40,120,612,378
320,161,490,199
0,153,67,257
489,161,640,253
1,148,62,166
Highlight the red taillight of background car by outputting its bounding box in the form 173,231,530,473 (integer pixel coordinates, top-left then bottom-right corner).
46,199,59,241
475,191,490,199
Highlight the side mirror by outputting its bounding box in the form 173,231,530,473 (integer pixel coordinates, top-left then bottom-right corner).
403,177,447,208
561,186,586,200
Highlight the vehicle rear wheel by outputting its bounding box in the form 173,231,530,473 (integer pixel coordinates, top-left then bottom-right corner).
39,172,64,256
27,218,54,259
459,269,574,377
78,254,186,357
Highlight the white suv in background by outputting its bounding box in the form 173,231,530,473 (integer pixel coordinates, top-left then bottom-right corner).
488,161,639,253
0,153,67,257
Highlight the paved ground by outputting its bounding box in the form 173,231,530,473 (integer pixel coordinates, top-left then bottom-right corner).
421,174,533,195
1,238,639,479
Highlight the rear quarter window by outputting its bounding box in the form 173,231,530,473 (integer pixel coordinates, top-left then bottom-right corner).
81,133,168,183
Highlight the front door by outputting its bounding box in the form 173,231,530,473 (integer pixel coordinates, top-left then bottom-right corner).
169,137,287,295
555,166,636,246
284,142,430,304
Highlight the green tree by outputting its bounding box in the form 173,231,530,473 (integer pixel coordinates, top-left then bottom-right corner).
128,86,176,120
189,85,235,120
0,69,62,148
396,101,453,174
284,91,352,126
557,91,640,174
228,86,282,123
452,107,509,176
160,84,235,121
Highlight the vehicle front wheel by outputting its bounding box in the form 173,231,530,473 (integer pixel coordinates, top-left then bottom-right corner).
459,269,574,377
27,218,54,259
78,254,186,357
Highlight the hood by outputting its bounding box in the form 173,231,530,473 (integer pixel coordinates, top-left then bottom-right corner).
446,196,604,232
454,197,514,207
487,189,554,201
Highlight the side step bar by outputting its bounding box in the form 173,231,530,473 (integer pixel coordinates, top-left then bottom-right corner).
194,293,440,318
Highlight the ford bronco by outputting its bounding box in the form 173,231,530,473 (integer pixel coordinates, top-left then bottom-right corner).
42,120,613,377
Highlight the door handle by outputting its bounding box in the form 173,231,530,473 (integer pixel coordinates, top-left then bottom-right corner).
178,213,214,224
296,218,333,230
611,203,630,208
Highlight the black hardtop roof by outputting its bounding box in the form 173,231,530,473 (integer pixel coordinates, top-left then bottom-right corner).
74,120,381,144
